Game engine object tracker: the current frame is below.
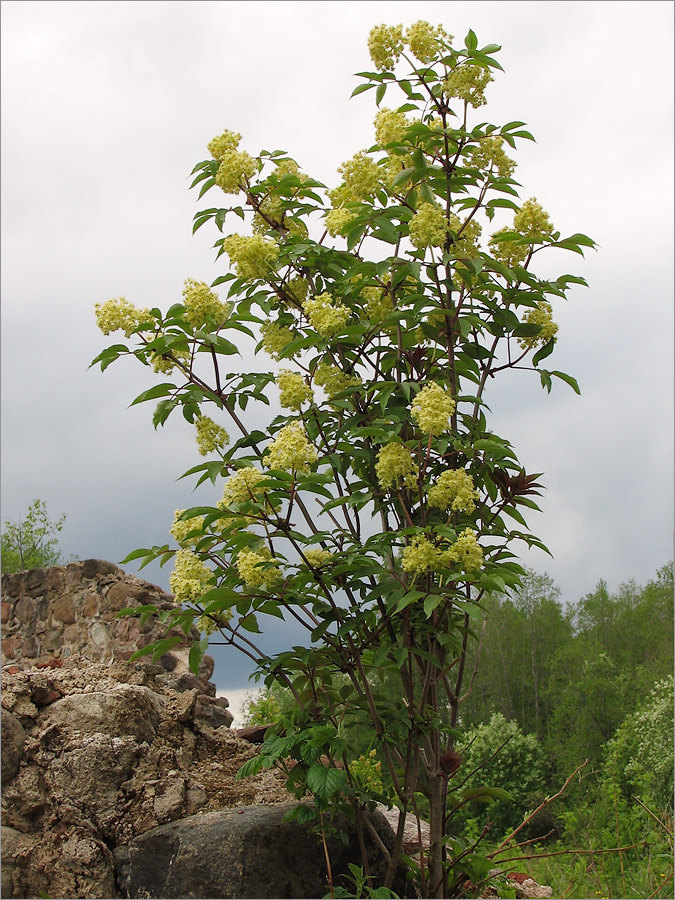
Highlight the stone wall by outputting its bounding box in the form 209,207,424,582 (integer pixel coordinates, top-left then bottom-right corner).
1,559,203,673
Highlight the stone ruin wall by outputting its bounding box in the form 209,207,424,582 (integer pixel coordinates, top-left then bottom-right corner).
1,558,207,677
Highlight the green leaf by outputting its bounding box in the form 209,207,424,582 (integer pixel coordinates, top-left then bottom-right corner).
189,638,209,675
532,338,556,367
307,764,347,798
375,83,387,106
464,29,478,51
129,383,176,407
350,82,375,98
551,370,581,394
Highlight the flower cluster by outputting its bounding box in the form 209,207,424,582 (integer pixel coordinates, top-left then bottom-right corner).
222,234,279,280
325,206,356,237
170,509,204,547
402,528,483,579
443,64,493,108
513,197,555,239
349,749,384,794
305,292,350,338
236,546,281,588
488,228,529,267
449,214,482,258
260,320,296,359
95,298,151,338
331,151,381,204
313,363,362,399
409,202,447,249
374,108,409,147
215,149,257,194
442,528,483,571
182,279,229,328
405,21,450,62
376,443,418,490
368,24,404,71
428,469,478,513
264,422,318,474
303,548,335,568
276,369,314,411
362,286,393,322
195,415,229,456
208,129,242,159
170,549,212,604
401,535,439,577
518,301,558,349
469,135,516,178
220,466,266,508
286,276,309,305
151,344,191,375
198,610,232,636
411,382,455,435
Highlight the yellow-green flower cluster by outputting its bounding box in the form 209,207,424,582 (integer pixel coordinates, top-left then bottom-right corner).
303,548,335,568
513,197,555,239
374,108,409,147
274,158,302,179
368,24,404,71
236,547,281,588
287,276,309,305
402,529,483,579
488,228,529,267
260,321,296,359
441,528,483,571
449,214,482,258
518,301,558,349
313,363,362,399
222,234,279,280
95,298,151,338
182,278,229,328
151,346,191,375
215,149,257,194
332,151,381,204
276,369,314,411
376,443,418,491
362,286,394,322
220,466,266,507
305,292,350,338
325,206,356,237
409,202,447,249
444,64,493,108
428,469,478,513
264,422,318,474
349,749,383,794
208,129,242,159
198,610,232,636
170,509,204,547
411,382,455,435
405,21,450,62
402,535,439,577
469,136,516,178
195,415,229,456
170,549,212,604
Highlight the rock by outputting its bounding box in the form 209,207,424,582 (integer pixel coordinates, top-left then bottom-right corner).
115,803,402,899
42,684,161,743
1,709,25,782
0,656,289,898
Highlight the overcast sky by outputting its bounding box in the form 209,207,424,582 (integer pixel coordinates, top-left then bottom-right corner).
2,1,673,701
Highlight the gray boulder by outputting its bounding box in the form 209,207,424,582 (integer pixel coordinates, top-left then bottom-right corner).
115,802,403,899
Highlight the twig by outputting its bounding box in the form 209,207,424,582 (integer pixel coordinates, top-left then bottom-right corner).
633,796,674,839
495,841,647,864
490,760,587,855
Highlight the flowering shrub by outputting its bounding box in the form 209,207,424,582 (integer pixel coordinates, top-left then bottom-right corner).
93,22,593,898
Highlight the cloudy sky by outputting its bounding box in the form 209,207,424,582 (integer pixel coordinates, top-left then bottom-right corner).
2,1,673,705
